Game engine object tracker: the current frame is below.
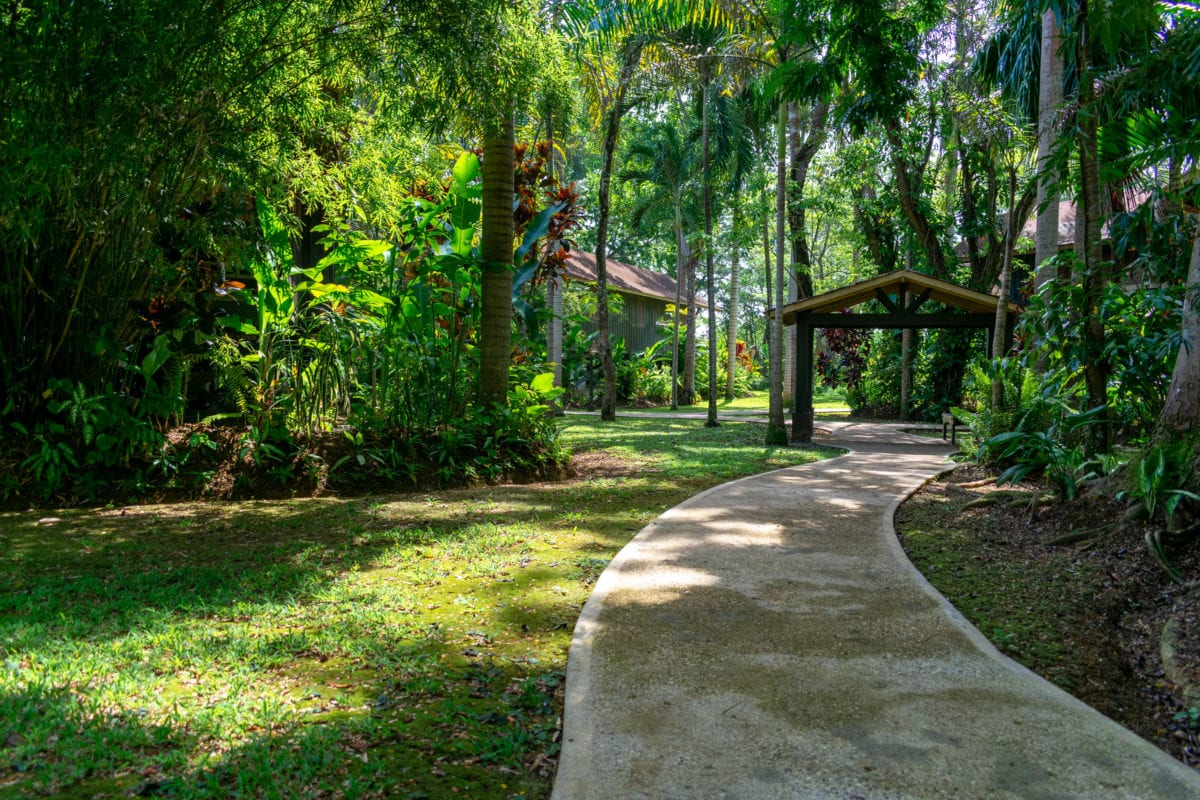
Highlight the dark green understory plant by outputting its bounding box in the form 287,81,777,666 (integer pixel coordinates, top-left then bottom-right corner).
1117,441,1200,581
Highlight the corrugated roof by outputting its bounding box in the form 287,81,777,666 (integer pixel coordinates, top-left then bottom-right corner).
561,251,708,308
955,189,1153,259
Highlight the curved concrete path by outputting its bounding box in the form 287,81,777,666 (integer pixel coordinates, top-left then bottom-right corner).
552,422,1200,800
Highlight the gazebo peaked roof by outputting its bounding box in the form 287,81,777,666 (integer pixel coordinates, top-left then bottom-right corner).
779,269,1018,326
778,269,1021,446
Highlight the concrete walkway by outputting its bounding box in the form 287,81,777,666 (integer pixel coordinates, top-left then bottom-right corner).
552,422,1200,800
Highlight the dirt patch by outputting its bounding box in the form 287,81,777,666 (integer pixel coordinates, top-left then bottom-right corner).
896,465,1200,770
565,450,648,480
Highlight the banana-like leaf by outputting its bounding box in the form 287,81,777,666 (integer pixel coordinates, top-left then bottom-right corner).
451,151,480,194
216,317,259,335
255,195,292,274
514,202,565,265
140,335,173,379
449,152,482,257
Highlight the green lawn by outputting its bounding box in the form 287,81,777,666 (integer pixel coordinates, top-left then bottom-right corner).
0,419,834,800
621,387,848,414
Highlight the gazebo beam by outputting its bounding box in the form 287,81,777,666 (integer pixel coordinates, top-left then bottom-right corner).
803,311,996,329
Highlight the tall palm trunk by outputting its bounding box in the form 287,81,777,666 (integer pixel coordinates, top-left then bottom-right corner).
763,182,773,320
766,101,789,445
671,216,684,410
1076,2,1109,454
478,118,515,406
726,200,742,403
545,112,564,415
703,82,719,427
1158,219,1200,435
991,165,1018,411
682,249,698,405
1035,7,1064,288
594,43,643,421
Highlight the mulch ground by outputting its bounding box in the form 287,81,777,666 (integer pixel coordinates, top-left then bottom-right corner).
897,464,1200,769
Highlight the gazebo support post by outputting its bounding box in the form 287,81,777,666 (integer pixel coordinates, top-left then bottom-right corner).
791,321,814,443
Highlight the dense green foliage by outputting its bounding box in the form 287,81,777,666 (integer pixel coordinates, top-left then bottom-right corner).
2,1,1198,542
0,0,581,503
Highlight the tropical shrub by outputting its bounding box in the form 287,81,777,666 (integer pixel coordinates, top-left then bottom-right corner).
974,405,1105,501
695,341,756,401
1018,259,1183,444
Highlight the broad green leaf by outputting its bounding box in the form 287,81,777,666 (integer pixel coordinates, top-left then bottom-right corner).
514,202,563,265
451,151,480,194
215,317,259,335
350,288,394,309
255,194,292,273
306,283,351,298
140,335,172,378
451,222,478,257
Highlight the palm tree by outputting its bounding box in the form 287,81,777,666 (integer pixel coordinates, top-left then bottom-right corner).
557,0,763,421
981,0,1160,453
478,119,516,405
621,122,700,409
553,0,700,420
766,97,789,445
670,15,770,425
1035,5,1065,287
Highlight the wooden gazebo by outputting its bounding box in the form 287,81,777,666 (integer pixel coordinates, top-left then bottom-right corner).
774,269,1021,443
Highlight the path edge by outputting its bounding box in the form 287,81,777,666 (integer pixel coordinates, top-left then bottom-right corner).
881,466,1200,781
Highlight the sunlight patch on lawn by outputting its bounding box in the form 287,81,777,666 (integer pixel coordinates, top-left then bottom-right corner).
0,418,832,799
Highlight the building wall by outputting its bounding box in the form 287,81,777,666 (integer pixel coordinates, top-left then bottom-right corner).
577,293,669,356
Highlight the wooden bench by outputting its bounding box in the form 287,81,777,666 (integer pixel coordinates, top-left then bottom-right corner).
941,412,964,444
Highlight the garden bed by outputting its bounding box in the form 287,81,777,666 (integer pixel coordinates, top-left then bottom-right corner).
896,466,1200,769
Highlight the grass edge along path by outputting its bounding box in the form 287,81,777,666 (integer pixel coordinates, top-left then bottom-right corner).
0,418,834,800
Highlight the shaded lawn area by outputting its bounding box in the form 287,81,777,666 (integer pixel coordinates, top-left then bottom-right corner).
0,419,834,799
619,387,847,414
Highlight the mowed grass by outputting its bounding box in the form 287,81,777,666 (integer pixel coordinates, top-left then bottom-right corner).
0,418,833,800
621,386,847,414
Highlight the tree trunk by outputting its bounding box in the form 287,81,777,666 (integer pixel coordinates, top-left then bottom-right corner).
1035,7,1064,289
545,111,564,415
992,166,1018,411
763,189,773,313
901,292,912,420
478,118,515,406
682,248,698,406
594,43,642,421
788,100,830,298
900,251,913,420
885,120,948,279
1158,220,1200,434
671,219,684,410
703,83,720,427
547,270,564,412
1077,2,1110,454
767,101,789,445
726,200,742,403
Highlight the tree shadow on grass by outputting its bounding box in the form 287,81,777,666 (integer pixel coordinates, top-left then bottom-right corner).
1,651,560,800
0,480,688,799
0,422,838,798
